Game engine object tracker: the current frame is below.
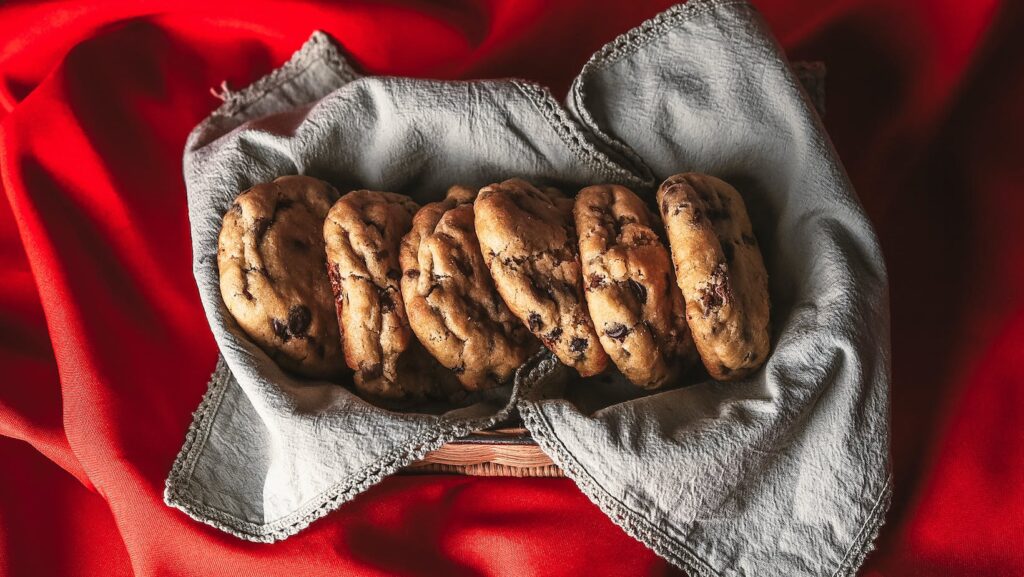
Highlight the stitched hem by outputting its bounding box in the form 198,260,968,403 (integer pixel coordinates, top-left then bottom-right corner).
211,31,358,120
511,80,647,188
519,374,891,577
168,30,519,541
567,0,750,188
165,356,518,542
832,476,892,577
163,358,232,511
183,30,359,157
517,383,720,577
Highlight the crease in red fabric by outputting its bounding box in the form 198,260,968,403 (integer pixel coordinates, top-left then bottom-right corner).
1,1,1021,576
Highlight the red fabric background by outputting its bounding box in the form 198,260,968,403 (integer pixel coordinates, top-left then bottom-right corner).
1,1,1022,575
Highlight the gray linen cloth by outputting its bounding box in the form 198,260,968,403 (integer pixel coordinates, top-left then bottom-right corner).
165,1,891,575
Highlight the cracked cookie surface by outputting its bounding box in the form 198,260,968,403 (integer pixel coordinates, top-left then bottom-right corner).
324,189,426,398
400,186,538,391
218,175,344,379
474,178,608,376
575,184,695,388
657,173,770,380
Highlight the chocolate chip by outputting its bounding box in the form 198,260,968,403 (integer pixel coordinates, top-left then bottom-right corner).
379,289,395,313
240,269,254,301
605,324,629,341
287,305,312,336
270,318,290,341
722,240,735,262
617,215,637,227
588,274,607,290
546,327,563,341
528,312,543,332
699,263,731,316
386,269,402,281
405,269,420,279
328,263,344,293
627,279,647,304
570,337,588,352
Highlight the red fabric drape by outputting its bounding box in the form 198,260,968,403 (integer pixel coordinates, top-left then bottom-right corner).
1,1,1021,575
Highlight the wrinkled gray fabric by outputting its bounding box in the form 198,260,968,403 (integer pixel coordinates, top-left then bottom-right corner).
165,2,891,575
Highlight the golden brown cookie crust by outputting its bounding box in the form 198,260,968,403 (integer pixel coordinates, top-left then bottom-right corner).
657,173,770,380
575,184,695,388
217,175,344,379
400,186,538,391
323,189,422,398
474,178,608,377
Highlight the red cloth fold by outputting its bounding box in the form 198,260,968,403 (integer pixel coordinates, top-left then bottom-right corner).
1,1,1021,575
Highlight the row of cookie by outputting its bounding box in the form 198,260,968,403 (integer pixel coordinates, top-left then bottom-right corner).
217,173,769,398
472,176,769,387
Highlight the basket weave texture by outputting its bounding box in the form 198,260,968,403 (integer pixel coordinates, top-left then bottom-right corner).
406,428,563,477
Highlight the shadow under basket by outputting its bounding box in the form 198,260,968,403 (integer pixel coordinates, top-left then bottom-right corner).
404,427,563,477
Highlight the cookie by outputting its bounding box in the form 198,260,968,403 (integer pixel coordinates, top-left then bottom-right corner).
657,173,770,380
323,189,425,398
574,184,696,388
400,185,538,391
474,178,608,376
217,175,344,379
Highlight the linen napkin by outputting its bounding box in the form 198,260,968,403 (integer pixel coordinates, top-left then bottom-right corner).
166,2,890,575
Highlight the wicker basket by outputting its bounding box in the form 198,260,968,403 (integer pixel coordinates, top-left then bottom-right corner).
405,427,563,477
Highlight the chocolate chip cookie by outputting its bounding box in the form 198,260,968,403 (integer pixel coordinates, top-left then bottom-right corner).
323,189,425,398
574,184,696,388
400,185,538,391
474,178,608,376
218,175,344,379
657,173,770,380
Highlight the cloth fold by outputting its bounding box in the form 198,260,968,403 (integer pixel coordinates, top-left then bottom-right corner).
518,3,891,575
